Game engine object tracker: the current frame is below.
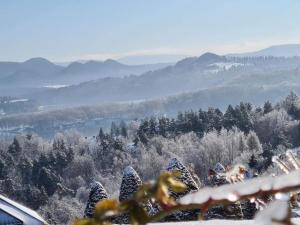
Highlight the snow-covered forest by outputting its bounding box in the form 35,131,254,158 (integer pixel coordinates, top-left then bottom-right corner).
1,92,300,224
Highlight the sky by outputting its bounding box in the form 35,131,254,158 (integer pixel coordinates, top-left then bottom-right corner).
1,0,300,63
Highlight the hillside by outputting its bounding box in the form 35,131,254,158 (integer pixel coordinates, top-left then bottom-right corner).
1,84,299,138
0,58,171,90
27,53,300,106
229,44,300,57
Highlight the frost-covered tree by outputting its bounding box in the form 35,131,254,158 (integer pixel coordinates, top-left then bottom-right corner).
263,101,273,114
166,158,199,199
164,158,200,221
120,120,128,138
205,163,244,220
8,137,22,159
254,109,298,148
119,166,142,201
117,166,150,224
84,181,108,218
247,131,262,154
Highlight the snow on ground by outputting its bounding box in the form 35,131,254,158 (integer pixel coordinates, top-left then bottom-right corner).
43,84,70,89
8,99,29,103
207,62,246,73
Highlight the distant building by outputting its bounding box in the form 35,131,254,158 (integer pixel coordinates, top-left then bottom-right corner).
0,194,46,225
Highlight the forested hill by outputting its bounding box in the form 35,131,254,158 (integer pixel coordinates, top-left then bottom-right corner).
1,92,300,224
27,54,300,106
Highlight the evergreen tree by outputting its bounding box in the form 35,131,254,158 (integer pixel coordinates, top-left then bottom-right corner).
236,102,253,133
223,105,237,130
137,120,149,145
158,117,169,137
18,156,33,184
119,121,128,138
96,128,105,142
248,154,258,169
84,181,109,218
282,91,299,117
0,157,7,179
165,158,200,221
38,167,61,195
246,131,263,170
207,108,223,132
119,166,142,202
166,158,199,199
53,137,66,151
198,109,209,135
148,117,158,137
117,166,153,224
110,122,120,137
262,143,274,169
263,101,273,114
8,137,22,159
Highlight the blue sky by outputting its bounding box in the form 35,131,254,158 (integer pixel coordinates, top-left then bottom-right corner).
1,0,300,62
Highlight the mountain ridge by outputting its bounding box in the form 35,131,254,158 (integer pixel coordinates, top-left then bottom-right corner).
228,44,300,57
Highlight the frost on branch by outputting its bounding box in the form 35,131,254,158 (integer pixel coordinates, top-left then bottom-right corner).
273,149,300,174
179,169,300,207
255,198,291,225
205,163,243,219
84,181,108,218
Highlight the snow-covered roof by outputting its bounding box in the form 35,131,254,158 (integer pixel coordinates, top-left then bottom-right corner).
0,194,46,225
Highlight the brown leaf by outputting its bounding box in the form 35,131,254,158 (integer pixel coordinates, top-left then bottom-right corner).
95,199,119,218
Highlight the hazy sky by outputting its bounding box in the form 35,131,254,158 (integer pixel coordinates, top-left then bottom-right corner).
1,0,300,62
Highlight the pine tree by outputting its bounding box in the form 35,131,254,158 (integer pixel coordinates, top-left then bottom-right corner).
52,137,66,151
8,137,22,159
207,108,223,132
166,158,199,199
248,154,258,169
119,166,142,202
149,117,158,137
263,101,273,114
110,122,119,137
96,128,105,142
119,121,128,138
117,166,153,224
236,102,253,133
0,157,7,179
262,143,274,169
164,158,200,221
223,105,237,130
158,117,169,137
84,181,109,218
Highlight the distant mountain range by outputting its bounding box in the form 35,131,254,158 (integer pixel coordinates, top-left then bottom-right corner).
0,58,172,90
229,44,300,57
1,44,300,109
2,44,300,137
26,52,300,107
